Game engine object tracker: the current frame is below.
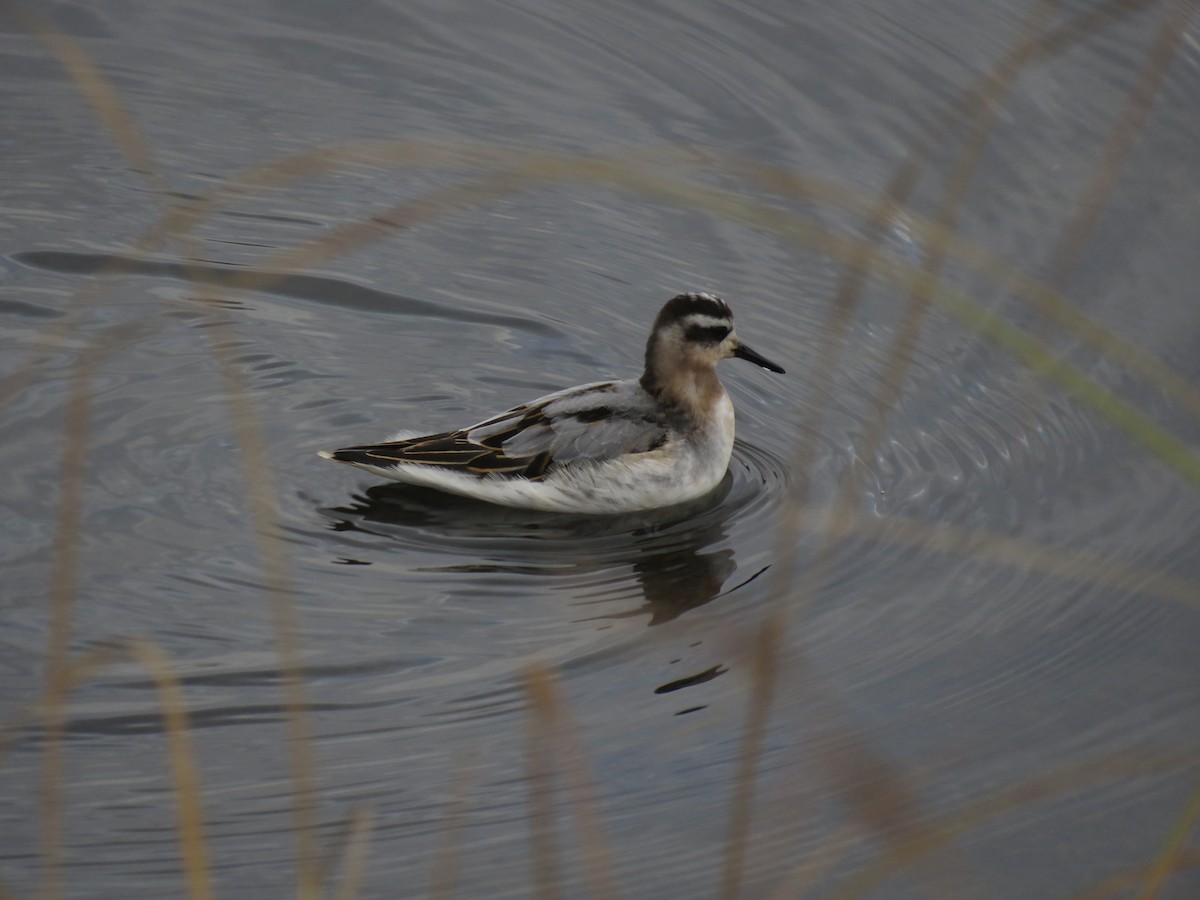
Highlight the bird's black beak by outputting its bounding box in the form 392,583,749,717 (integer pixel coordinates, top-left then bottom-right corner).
733,342,785,374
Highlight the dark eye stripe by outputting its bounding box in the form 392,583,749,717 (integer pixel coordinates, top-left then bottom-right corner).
685,324,731,343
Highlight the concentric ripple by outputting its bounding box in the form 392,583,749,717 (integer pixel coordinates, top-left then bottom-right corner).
316,434,791,631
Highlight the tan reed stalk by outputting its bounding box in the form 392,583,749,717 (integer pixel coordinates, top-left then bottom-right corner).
0,21,186,894
1135,777,1200,900
523,666,566,900
122,640,214,900
1072,846,1200,899
760,823,860,900
825,746,1200,899
8,6,1198,898
6,13,327,894
800,503,1200,608
1046,0,1200,285
733,1,1200,424
331,807,376,900
8,10,343,892
1018,0,1200,431
522,665,619,900
718,617,782,900
721,1,1122,894
37,348,95,900
427,752,479,900
5,634,212,900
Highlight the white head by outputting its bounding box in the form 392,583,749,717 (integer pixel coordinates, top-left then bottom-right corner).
640,293,784,412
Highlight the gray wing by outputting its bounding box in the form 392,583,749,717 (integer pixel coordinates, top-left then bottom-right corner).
324,379,671,480
468,379,671,465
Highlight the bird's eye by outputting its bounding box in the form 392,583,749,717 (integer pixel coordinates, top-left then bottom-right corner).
685,324,732,343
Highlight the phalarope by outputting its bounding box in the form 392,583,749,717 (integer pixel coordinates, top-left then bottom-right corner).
319,292,784,513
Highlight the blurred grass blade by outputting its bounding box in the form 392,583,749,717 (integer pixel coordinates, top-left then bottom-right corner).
14,635,212,900
8,8,1198,900
523,665,619,900
762,823,859,900
331,807,376,900
8,12,324,894
743,0,1063,634
827,0,1065,600
934,285,1200,486
0,4,186,416
523,666,565,900
0,645,124,767
429,752,479,900
1136,776,1200,900
808,502,1200,607
7,5,169,197
38,351,94,900
209,332,321,898
826,746,1200,900
124,640,214,900
1073,847,1200,899
720,618,781,900
1046,0,1199,284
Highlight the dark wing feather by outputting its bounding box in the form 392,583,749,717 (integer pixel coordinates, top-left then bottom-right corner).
326,379,669,481
327,426,554,480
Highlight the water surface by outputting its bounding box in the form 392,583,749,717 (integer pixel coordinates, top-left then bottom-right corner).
2,1,1198,897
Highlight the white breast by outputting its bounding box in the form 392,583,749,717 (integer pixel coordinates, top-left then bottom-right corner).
545,391,735,513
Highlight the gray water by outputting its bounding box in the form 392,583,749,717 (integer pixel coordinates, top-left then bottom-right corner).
2,1,1199,897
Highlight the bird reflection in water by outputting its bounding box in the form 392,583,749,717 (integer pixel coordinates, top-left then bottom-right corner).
583,523,737,626
321,474,760,626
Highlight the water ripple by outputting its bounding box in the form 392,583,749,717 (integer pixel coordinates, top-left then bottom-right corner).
12,250,564,335
317,434,789,631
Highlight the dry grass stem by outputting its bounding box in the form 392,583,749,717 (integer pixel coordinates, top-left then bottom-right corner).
8,3,1197,898
9,13,324,895
761,823,860,900
1073,846,1200,900
1022,0,1200,420
523,667,566,900
8,6,169,198
428,753,479,900
12,636,212,900
1046,0,1199,285
37,352,93,900
1135,776,1200,900
720,618,782,900
522,665,619,900
812,503,1200,607
826,746,1200,900
0,645,124,766
331,807,376,900
205,316,322,898
122,640,214,900
729,4,1194,896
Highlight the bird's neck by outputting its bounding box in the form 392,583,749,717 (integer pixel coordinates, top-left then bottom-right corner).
640,363,726,419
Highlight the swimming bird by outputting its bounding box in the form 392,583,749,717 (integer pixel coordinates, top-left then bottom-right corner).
319,292,784,513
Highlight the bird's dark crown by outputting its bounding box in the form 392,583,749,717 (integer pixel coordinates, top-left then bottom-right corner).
652,292,732,329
